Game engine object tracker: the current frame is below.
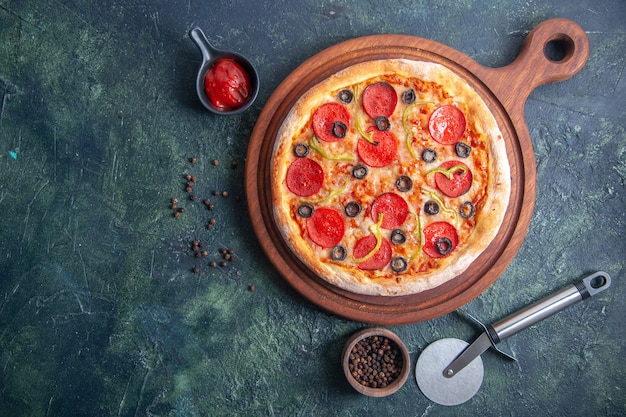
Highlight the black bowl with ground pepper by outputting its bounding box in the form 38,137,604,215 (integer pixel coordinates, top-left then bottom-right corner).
342,328,410,397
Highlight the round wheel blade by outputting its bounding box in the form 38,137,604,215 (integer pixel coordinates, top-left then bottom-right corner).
415,338,484,406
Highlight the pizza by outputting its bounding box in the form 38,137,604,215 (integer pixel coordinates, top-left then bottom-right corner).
270,59,510,296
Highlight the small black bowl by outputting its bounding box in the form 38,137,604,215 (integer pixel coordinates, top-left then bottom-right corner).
189,27,259,115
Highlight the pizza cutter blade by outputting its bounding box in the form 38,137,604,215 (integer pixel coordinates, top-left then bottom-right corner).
415,271,611,406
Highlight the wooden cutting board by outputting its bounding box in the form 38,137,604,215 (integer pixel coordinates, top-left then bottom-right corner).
245,18,589,324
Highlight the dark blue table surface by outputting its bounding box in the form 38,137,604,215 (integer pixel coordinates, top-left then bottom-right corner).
0,1,624,415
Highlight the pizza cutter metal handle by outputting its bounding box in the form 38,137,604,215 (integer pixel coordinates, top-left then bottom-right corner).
443,271,611,377
489,271,611,343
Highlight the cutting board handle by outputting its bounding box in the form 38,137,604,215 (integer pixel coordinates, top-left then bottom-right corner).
477,18,590,114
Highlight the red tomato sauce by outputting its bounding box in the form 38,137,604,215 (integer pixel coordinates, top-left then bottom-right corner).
203,58,251,110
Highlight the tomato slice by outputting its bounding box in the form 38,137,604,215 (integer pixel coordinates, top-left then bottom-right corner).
434,160,472,198
285,158,324,197
428,105,466,144
371,193,409,229
312,103,351,142
306,207,345,248
356,127,398,168
354,235,392,270
361,82,397,119
422,222,459,258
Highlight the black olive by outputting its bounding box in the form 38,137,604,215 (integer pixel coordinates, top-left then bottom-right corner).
293,143,310,157
424,200,439,215
455,142,471,158
352,165,368,179
395,176,412,192
338,89,353,104
390,229,407,245
421,148,437,163
391,256,408,273
460,201,475,218
402,89,416,104
331,245,347,261
297,203,314,218
436,237,453,255
344,201,361,217
375,116,391,131
333,121,347,138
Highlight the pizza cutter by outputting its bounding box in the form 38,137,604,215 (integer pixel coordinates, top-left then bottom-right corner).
415,271,611,406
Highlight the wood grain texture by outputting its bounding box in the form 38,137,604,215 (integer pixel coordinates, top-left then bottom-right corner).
244,19,589,324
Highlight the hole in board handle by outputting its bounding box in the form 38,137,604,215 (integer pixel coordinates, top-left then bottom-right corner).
544,34,575,62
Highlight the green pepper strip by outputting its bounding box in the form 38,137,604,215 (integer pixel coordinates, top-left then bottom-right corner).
353,213,384,263
307,177,350,204
421,187,459,226
402,101,434,160
308,136,354,162
408,210,422,261
426,165,467,180
353,84,378,145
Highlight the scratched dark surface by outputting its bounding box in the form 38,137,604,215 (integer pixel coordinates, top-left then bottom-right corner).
0,1,624,416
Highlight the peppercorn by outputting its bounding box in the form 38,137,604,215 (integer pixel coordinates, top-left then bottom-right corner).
185,186,192,193
177,207,185,213
348,336,403,389
201,250,208,257
173,212,181,218
192,267,200,273
212,190,220,196
202,199,211,206
231,160,238,169
221,191,229,197
171,198,179,204
248,285,255,292
189,195,196,201
212,159,219,166
185,174,192,181
209,261,217,267
219,261,228,267
189,157,197,163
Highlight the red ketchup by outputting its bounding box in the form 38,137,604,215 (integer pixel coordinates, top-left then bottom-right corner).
203,58,251,110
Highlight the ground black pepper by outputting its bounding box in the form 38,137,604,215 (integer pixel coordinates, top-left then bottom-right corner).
348,336,403,389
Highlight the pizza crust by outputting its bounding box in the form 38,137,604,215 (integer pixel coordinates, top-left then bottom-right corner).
271,59,510,296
